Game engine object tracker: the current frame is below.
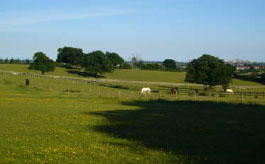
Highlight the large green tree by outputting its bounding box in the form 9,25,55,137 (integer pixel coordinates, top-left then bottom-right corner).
29,52,56,75
105,52,124,69
163,59,178,71
83,51,113,77
56,47,84,68
185,54,235,90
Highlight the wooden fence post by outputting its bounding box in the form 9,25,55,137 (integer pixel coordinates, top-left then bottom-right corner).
194,90,197,101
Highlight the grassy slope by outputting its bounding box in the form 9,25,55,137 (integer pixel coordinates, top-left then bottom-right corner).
1,73,265,163
0,64,263,86
0,74,176,163
104,69,186,83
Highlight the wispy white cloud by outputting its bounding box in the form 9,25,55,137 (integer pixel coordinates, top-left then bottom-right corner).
0,9,134,31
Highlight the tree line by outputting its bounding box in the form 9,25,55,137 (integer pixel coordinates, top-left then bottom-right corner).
29,47,182,75
131,57,181,72
56,47,126,76
9,47,236,90
28,47,130,76
0,58,31,64
234,73,265,85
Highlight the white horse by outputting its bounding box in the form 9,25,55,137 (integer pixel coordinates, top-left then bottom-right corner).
226,89,234,94
141,87,151,94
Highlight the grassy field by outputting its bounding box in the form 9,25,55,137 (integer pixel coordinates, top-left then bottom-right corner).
0,64,263,86
0,72,265,163
104,69,186,83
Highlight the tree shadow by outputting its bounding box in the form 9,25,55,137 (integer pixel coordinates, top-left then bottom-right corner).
87,100,265,163
67,70,105,78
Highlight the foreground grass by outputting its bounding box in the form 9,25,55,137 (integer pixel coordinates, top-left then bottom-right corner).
0,75,177,163
0,73,265,163
0,64,263,86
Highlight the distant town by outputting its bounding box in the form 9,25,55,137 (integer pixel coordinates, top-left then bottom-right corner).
224,59,265,71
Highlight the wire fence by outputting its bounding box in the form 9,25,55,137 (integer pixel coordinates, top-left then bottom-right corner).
1,70,265,104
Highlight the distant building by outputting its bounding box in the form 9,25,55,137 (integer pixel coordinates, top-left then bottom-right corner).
236,66,250,70
254,66,265,70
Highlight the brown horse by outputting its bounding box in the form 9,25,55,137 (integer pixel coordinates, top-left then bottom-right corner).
171,88,178,95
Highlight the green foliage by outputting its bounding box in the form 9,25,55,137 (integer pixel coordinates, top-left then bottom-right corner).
185,54,235,89
163,59,178,71
10,58,14,64
29,52,56,74
83,51,113,76
25,59,31,64
4,58,9,63
120,63,132,69
105,52,124,68
56,47,84,68
131,56,144,69
0,58,29,64
234,72,265,85
138,60,144,69
141,63,164,71
261,73,265,84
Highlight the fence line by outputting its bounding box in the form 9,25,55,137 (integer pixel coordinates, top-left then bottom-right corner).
1,72,264,104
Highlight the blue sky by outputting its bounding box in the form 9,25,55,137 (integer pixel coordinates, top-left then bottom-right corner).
0,0,264,62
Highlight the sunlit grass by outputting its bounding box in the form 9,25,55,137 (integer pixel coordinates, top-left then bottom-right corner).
0,64,263,87
0,71,265,163
0,74,179,163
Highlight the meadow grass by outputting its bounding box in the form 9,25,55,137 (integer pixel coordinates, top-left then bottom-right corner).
0,64,263,86
104,69,186,83
0,74,178,163
0,72,265,163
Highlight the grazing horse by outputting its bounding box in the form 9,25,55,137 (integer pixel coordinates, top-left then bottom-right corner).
226,89,234,94
171,88,178,95
141,87,151,94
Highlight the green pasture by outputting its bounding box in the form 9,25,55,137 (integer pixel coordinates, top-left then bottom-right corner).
0,64,263,86
0,73,265,163
104,69,186,83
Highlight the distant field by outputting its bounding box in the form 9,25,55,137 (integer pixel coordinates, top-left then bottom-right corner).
0,64,263,86
0,64,84,78
104,69,186,83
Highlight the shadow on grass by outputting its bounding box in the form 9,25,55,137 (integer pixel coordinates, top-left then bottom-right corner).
67,70,104,78
88,100,265,164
